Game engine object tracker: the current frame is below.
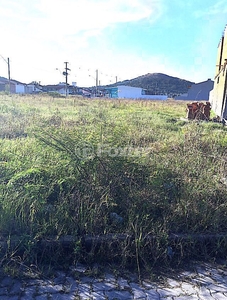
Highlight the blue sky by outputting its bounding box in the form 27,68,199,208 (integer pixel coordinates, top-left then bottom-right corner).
0,0,227,87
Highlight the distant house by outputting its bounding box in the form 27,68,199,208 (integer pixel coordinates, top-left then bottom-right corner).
0,80,7,92
11,80,26,94
0,77,26,93
42,83,66,94
25,81,42,94
209,25,227,119
175,79,214,101
104,85,167,100
42,82,77,95
77,88,92,97
0,76,79,95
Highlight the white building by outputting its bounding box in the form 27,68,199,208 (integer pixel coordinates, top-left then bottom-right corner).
118,86,143,98
105,85,167,100
13,81,25,93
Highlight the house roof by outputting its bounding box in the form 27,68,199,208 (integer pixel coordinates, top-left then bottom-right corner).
116,85,142,89
43,85,66,90
0,77,25,85
11,79,26,85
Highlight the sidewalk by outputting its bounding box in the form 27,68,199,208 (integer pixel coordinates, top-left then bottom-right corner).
1,261,227,299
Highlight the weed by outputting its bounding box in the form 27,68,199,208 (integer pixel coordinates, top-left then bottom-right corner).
1,94,227,273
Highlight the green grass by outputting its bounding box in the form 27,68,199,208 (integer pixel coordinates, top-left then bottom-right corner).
1,94,227,274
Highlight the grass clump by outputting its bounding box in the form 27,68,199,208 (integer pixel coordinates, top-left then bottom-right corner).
0,94,227,274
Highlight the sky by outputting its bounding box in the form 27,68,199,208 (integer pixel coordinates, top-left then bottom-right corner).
0,0,227,87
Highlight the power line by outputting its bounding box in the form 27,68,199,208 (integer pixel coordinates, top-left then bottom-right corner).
74,65,121,86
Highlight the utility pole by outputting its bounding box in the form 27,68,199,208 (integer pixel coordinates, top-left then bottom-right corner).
115,76,118,83
7,58,11,94
0,55,11,94
63,62,70,97
96,69,98,96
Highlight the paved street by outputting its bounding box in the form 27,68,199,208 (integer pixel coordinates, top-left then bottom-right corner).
1,262,227,299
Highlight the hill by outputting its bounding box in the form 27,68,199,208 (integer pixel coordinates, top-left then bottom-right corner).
114,73,195,97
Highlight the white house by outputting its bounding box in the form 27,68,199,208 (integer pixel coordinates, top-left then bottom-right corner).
12,80,26,94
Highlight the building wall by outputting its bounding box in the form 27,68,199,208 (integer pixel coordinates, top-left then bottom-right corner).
105,86,167,100
0,83,5,92
117,86,142,98
15,84,25,94
105,87,118,98
175,79,213,101
25,85,35,93
209,25,227,118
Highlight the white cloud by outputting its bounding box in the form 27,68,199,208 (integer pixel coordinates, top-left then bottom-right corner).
0,0,165,85
27,0,163,44
0,0,163,38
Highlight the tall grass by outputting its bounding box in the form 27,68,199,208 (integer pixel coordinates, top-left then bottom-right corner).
1,94,227,273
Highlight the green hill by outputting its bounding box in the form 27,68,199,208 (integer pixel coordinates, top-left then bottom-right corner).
114,73,195,97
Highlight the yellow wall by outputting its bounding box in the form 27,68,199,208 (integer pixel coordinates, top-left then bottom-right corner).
210,25,227,118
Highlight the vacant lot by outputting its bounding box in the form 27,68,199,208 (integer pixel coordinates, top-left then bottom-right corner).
1,94,227,273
